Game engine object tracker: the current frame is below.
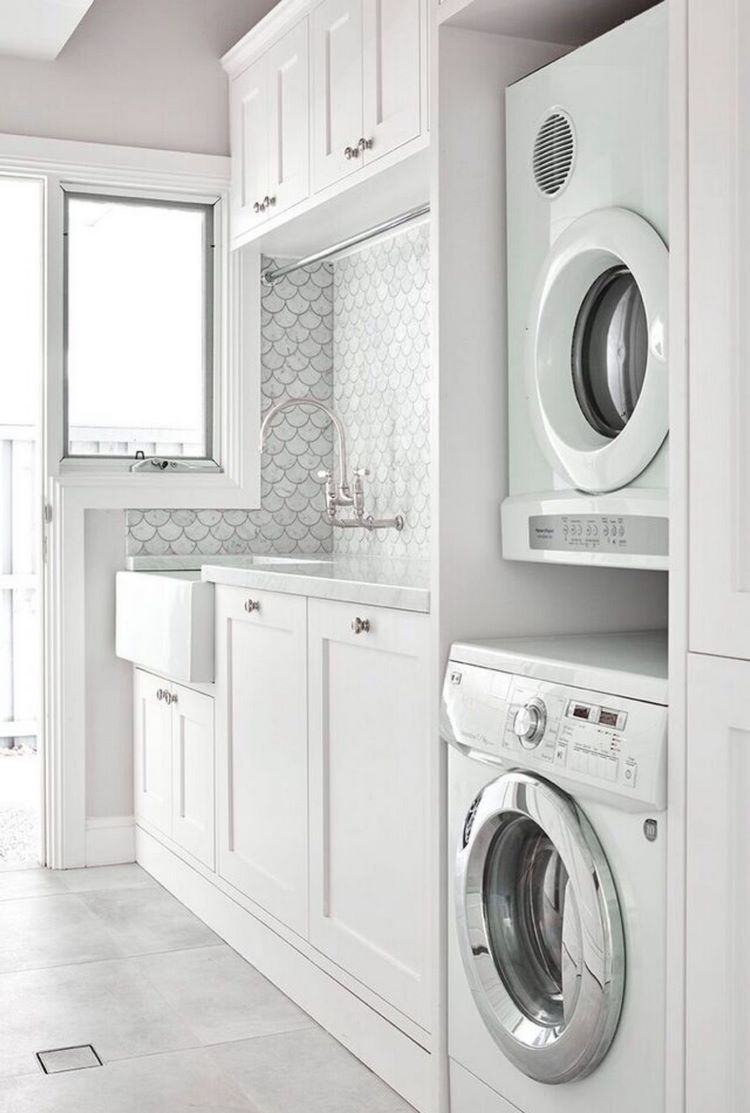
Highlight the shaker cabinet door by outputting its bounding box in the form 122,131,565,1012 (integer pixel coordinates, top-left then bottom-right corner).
362,0,422,164
134,670,173,838
229,56,270,241
307,597,432,1027
215,586,308,936
171,684,215,870
267,19,310,218
311,0,364,192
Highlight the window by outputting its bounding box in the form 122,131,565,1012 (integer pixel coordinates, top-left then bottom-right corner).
63,192,215,461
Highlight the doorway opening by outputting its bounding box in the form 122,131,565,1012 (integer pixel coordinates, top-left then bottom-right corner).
0,176,44,869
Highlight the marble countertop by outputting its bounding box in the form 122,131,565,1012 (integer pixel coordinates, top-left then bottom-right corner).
126,554,430,613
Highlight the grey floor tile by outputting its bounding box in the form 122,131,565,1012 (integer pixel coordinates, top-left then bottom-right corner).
0,957,200,1079
209,1028,415,1113
132,945,316,1045
0,894,123,974
79,885,220,956
59,864,158,893
0,869,67,902
0,1047,253,1113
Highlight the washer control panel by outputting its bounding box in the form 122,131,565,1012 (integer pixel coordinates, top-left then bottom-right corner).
442,661,667,810
528,513,668,557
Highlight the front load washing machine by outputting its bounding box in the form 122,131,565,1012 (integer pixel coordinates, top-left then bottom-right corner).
442,632,667,1113
501,5,669,569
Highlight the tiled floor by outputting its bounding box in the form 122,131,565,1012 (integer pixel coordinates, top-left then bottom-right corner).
0,864,414,1113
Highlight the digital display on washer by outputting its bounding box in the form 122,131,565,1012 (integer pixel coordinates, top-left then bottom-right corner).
599,709,620,728
528,514,668,556
572,704,591,720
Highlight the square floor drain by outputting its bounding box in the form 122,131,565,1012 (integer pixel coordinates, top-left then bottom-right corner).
36,1045,102,1074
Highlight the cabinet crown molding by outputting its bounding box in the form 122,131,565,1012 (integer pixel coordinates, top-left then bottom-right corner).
221,0,314,77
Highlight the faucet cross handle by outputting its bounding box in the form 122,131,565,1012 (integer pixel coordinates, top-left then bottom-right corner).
353,467,370,479
316,469,332,481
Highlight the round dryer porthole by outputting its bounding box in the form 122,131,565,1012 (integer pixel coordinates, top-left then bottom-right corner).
525,208,668,494
455,771,625,1085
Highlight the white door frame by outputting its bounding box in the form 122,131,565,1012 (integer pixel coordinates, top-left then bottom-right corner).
0,132,262,868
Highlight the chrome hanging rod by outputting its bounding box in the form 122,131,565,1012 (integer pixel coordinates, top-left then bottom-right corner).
261,202,430,285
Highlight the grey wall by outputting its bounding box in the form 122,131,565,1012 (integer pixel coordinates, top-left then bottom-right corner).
0,0,277,154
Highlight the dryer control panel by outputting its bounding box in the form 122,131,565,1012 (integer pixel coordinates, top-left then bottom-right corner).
442,661,667,811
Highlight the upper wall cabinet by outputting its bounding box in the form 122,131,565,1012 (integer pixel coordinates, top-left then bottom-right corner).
688,0,750,658
223,0,427,251
311,0,422,193
228,18,310,243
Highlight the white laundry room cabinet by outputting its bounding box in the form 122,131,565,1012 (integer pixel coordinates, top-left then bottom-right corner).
307,597,432,1028
134,669,215,869
214,585,309,937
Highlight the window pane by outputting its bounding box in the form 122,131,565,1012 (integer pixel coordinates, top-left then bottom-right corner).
65,195,212,458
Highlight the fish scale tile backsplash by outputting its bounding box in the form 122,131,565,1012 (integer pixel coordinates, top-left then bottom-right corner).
126,224,431,560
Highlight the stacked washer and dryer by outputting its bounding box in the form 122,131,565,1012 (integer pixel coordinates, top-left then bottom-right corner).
443,6,669,1113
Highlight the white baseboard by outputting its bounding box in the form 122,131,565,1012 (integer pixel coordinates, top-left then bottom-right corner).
85,815,135,866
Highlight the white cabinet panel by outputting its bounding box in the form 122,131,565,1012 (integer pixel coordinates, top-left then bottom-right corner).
267,18,310,218
688,0,750,658
134,670,173,838
172,685,215,869
311,0,363,192
230,56,269,240
308,598,431,1027
362,0,422,163
215,586,308,936
686,653,750,1112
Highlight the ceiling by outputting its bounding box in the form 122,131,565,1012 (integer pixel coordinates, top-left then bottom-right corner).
0,0,95,60
443,0,659,46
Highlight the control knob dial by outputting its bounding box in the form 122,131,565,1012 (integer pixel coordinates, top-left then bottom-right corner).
513,697,547,749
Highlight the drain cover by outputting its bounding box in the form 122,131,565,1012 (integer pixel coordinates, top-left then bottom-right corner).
36,1045,102,1074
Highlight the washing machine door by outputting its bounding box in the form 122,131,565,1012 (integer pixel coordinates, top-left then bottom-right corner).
526,207,668,494
455,770,625,1085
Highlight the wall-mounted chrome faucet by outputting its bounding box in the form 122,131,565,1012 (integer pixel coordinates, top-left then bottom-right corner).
259,397,404,532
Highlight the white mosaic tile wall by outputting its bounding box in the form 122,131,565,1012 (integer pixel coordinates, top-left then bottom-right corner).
126,260,334,557
332,223,430,558
126,226,431,560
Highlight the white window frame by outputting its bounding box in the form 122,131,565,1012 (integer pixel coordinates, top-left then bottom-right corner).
61,185,219,468
0,132,263,869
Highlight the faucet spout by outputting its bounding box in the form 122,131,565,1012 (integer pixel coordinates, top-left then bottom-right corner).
259,397,350,500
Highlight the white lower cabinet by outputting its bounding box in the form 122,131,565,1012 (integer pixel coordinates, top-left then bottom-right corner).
686,652,750,1112
215,586,308,937
134,670,215,869
307,597,431,1028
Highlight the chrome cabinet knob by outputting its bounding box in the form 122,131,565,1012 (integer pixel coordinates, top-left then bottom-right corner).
344,146,354,160
168,691,178,706
156,688,165,702
512,698,547,749
253,201,261,213
244,598,260,613
260,195,272,210
267,195,276,208
357,137,373,152
351,616,370,634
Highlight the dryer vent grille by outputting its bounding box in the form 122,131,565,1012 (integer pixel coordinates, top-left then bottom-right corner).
532,111,575,197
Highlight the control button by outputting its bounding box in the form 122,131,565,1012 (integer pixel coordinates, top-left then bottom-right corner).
555,745,567,765
624,760,638,788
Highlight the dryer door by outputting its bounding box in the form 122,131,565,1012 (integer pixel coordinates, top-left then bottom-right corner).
526,207,668,494
455,770,625,1084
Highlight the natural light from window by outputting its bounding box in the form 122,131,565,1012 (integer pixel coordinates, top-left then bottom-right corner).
65,194,213,459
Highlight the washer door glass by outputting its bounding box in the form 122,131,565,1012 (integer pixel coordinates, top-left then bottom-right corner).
456,772,625,1085
571,266,648,439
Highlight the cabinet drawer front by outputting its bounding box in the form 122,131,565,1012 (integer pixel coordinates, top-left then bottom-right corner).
215,586,308,936
134,669,173,837
171,685,215,870
307,598,431,1027
362,0,422,163
311,0,364,192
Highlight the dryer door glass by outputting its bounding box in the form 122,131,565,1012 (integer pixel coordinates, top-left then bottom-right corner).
455,771,625,1084
571,266,648,439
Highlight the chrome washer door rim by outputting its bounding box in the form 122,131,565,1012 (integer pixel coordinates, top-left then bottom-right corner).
455,771,625,1085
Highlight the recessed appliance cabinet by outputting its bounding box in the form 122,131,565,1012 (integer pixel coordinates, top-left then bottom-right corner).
214,586,309,937
500,5,669,570
134,669,215,869
228,18,310,242
307,597,431,1027
311,0,423,193
222,0,427,250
